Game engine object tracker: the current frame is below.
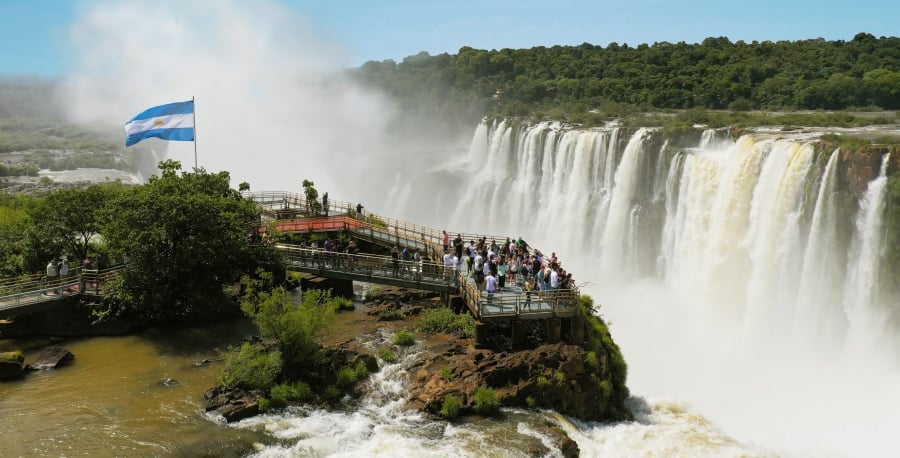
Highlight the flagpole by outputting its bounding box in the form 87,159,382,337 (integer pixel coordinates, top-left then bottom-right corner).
192,96,198,170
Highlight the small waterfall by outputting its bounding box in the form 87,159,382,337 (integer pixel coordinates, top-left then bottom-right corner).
843,153,892,350
795,149,845,341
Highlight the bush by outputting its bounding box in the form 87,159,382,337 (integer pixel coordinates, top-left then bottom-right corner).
377,348,398,363
440,367,454,381
536,376,550,388
440,394,462,420
331,296,355,312
585,351,599,370
418,307,476,338
336,361,369,389
269,381,313,408
220,342,282,390
393,330,416,346
472,386,500,416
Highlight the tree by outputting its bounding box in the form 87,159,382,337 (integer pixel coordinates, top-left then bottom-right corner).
26,183,125,263
301,179,320,217
100,160,265,320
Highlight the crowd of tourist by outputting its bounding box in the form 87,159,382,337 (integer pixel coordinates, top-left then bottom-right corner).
441,234,575,299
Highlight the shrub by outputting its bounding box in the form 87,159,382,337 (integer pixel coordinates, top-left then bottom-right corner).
554,371,566,385
220,342,282,390
269,381,313,408
440,367,454,382
336,361,370,389
258,398,271,412
440,394,462,420
536,376,550,388
0,350,23,362
377,348,398,363
585,351,599,370
331,296,355,312
393,330,416,346
472,386,500,416
418,307,476,338
526,396,537,408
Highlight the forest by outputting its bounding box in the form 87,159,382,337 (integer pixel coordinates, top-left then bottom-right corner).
352,33,900,127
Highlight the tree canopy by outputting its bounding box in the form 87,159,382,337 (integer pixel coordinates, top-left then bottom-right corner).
353,34,900,125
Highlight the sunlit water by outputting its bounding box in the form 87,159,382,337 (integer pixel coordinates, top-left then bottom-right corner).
0,320,268,457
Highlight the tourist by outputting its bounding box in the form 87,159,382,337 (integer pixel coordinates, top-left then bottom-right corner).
550,267,560,291
485,270,497,305
442,250,455,282
413,248,422,280
46,259,58,281
356,203,364,218
497,256,508,290
391,245,400,277
322,192,329,216
442,230,449,251
58,257,69,278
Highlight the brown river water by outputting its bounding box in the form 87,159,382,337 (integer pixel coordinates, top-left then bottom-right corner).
0,319,271,457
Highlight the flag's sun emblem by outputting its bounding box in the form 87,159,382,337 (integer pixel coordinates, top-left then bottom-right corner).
154,119,164,127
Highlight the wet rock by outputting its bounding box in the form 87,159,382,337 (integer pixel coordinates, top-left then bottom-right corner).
193,358,213,367
407,342,621,421
160,377,179,387
26,346,74,370
204,385,263,423
0,352,26,379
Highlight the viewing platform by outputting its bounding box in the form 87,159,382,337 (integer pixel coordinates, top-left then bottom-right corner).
250,191,582,327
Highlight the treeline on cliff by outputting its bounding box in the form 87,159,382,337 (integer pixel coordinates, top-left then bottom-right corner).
353,33,900,125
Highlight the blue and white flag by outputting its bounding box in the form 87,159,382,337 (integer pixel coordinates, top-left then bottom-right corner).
124,100,195,147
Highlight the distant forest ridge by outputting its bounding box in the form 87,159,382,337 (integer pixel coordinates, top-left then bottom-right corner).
352,33,900,126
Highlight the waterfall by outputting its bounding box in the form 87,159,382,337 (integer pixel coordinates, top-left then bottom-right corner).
843,153,892,351
399,119,900,455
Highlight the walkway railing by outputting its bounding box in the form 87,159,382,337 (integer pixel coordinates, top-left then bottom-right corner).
246,191,525,255
276,244,579,320
0,266,123,314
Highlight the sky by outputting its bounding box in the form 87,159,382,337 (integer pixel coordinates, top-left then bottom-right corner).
1,0,898,78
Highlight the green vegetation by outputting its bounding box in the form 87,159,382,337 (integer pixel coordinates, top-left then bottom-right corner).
355,34,900,129
240,274,336,378
417,307,476,338
585,351,599,370
377,348,398,363
268,381,313,409
579,295,631,420
553,371,566,386
98,160,282,321
472,386,501,416
336,361,369,389
220,342,282,390
392,330,416,346
536,376,550,388
440,394,462,420
440,367,454,382
0,350,23,362
884,174,900,298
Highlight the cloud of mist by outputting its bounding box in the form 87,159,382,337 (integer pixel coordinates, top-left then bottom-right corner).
60,0,409,201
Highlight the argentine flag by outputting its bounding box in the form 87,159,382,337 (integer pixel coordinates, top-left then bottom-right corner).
124,100,195,147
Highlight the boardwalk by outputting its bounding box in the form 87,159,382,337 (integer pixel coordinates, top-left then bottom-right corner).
278,244,579,321
2,191,582,330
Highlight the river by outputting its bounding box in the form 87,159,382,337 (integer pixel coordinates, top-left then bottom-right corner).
0,320,269,457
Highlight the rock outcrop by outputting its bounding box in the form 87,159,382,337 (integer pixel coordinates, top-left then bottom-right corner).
204,385,263,423
26,346,74,370
407,341,623,421
0,352,26,379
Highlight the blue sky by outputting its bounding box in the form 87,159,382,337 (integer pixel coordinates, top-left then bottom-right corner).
1,0,898,77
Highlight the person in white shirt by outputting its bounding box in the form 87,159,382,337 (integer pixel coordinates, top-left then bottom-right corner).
550,268,560,290
443,251,455,282
484,271,497,304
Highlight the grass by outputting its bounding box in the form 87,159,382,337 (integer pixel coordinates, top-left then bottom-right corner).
418,307,476,338
440,394,462,420
377,348,398,363
472,386,501,416
393,330,416,347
